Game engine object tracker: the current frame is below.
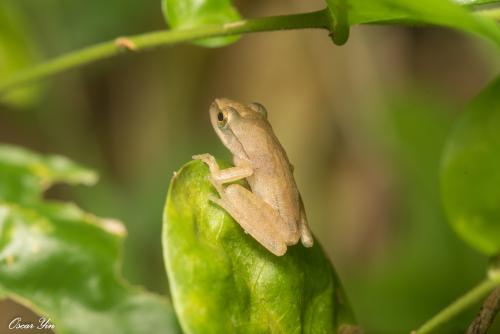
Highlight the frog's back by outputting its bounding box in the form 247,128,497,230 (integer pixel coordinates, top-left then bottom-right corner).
236,121,301,237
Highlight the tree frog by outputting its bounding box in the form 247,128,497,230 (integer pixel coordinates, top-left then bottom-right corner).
193,98,314,256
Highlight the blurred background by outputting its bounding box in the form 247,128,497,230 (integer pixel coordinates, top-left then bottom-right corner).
1,0,500,333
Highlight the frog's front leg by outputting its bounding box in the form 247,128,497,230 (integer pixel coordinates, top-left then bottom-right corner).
192,153,253,183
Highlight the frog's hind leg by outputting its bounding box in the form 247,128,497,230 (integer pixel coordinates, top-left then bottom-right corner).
298,195,314,247
212,184,288,256
195,154,289,256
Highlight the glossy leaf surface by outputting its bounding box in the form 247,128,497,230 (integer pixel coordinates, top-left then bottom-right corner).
163,160,357,334
162,0,241,47
0,145,181,334
0,144,97,204
441,77,500,255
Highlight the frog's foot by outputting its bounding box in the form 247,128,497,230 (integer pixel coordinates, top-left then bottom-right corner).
299,220,314,248
192,153,219,173
299,195,314,248
207,194,225,208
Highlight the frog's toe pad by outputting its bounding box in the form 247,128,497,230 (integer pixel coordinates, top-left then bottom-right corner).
192,153,212,161
301,235,314,248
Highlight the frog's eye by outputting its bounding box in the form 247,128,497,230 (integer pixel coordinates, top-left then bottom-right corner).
249,102,267,119
217,111,224,122
216,109,229,128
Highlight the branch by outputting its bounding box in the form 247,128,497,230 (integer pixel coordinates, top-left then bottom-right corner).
413,278,500,334
0,9,330,95
1,2,499,95
467,287,500,334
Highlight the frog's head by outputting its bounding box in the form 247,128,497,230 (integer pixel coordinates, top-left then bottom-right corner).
209,98,268,158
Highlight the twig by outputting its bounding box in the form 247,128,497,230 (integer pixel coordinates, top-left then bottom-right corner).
413,278,499,334
467,287,500,334
1,1,499,95
0,9,330,95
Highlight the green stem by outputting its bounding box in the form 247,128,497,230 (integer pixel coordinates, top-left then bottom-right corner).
1,2,499,94
0,9,330,95
415,278,500,334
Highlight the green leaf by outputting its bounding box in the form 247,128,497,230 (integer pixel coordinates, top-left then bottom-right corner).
161,0,241,48
0,144,97,204
0,144,182,334
441,76,500,255
0,1,42,108
0,202,181,334
346,0,500,47
163,160,357,333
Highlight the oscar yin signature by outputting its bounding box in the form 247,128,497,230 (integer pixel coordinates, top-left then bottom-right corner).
9,317,55,330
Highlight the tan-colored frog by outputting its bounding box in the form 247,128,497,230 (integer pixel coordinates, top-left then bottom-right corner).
193,98,314,256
